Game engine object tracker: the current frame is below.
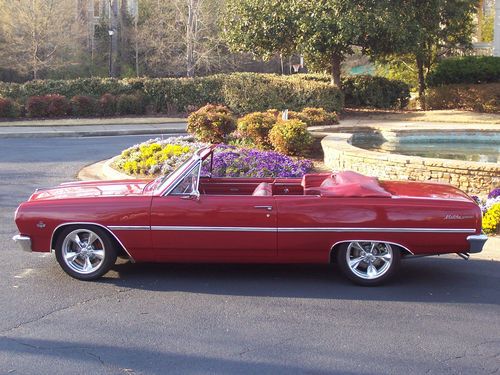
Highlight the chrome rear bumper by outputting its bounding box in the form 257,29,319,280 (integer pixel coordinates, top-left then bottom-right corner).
467,234,488,253
12,235,32,252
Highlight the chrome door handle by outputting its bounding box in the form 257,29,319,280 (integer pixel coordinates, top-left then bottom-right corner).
254,205,272,211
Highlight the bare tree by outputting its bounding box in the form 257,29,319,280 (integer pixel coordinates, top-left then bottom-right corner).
137,0,230,77
0,0,83,79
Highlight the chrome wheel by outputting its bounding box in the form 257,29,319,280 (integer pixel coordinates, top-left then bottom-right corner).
345,241,393,281
61,229,106,275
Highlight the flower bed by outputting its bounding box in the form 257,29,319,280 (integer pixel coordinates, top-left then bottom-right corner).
114,136,313,179
473,188,500,235
207,145,313,178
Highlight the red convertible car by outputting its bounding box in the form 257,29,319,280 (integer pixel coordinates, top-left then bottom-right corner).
13,145,487,285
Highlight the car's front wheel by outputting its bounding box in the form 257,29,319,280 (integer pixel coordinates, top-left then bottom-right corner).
336,241,400,286
55,226,117,281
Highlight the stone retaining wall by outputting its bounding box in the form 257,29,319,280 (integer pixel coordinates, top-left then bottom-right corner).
321,134,500,196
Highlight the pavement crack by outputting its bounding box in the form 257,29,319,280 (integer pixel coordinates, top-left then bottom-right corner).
0,288,132,335
86,350,105,365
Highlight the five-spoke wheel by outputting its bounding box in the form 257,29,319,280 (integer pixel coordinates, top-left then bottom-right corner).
55,226,117,280
337,241,400,286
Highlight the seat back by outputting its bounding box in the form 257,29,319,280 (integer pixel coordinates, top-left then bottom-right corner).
252,182,273,196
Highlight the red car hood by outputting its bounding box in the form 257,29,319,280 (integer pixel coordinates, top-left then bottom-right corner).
29,179,153,201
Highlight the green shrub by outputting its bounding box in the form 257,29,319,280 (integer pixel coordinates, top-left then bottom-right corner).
47,94,70,117
143,75,224,113
427,83,500,113
0,97,17,118
70,95,97,117
289,107,338,126
237,112,277,148
427,56,500,86
268,119,313,156
187,104,237,143
222,73,343,114
342,75,410,109
116,93,145,115
99,93,117,116
3,78,128,102
0,73,344,117
27,96,51,117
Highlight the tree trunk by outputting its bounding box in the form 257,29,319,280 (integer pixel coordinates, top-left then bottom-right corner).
186,0,197,77
110,0,119,77
330,52,342,87
416,56,426,110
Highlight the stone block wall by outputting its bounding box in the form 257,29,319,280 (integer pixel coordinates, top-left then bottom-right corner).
322,134,500,196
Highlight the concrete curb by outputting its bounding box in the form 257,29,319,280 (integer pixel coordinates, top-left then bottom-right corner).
102,156,139,180
78,156,139,181
0,127,185,139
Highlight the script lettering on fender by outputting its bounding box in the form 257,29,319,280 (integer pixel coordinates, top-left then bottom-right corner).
444,214,473,220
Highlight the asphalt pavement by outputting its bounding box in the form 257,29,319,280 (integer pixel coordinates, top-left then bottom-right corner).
0,135,499,375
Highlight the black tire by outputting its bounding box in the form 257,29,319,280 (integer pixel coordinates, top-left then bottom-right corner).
336,241,401,286
55,225,117,281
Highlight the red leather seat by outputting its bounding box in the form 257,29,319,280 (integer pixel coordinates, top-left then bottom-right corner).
252,182,273,196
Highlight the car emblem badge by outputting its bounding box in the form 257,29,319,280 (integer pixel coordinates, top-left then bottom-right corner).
36,221,46,229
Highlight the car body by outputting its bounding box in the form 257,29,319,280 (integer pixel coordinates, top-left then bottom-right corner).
13,145,487,285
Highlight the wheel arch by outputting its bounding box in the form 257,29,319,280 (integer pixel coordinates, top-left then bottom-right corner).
329,240,414,263
51,222,134,262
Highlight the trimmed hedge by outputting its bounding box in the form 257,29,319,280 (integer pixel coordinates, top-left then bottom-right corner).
427,56,500,87
221,73,344,114
427,83,500,113
71,95,97,117
0,97,17,118
341,75,410,109
0,73,344,116
296,74,410,109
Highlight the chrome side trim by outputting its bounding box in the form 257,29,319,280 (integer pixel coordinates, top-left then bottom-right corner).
277,227,475,233
148,226,473,234
391,196,471,202
50,222,136,263
12,234,32,252
151,226,276,232
329,240,415,258
108,225,150,231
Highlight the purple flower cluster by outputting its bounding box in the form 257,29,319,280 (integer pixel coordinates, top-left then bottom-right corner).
204,145,313,178
487,188,500,199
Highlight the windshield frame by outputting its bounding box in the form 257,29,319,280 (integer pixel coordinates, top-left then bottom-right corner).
154,145,215,196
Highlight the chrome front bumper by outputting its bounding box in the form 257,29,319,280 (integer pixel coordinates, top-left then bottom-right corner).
12,234,32,252
467,234,488,253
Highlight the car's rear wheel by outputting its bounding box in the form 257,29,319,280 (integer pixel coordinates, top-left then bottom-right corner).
55,226,117,281
336,241,400,286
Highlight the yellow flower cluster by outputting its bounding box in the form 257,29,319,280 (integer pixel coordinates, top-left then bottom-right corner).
482,202,500,235
121,143,191,175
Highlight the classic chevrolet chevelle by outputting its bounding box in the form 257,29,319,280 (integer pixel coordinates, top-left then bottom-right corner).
13,145,487,285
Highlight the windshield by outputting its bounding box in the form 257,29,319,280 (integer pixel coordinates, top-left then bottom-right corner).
151,145,214,195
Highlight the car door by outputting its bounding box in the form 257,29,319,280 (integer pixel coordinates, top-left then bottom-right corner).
150,161,277,261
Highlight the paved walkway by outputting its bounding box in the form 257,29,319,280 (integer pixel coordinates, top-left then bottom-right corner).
0,121,187,138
